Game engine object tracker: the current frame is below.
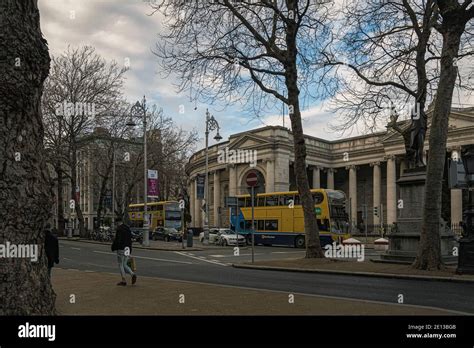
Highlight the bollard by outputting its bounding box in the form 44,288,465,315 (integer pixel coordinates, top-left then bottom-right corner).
187,229,193,247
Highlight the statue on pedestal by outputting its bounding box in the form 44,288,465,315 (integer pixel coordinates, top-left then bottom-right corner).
388,100,427,169
408,103,427,168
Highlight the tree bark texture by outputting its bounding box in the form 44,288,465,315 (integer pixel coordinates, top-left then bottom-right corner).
414,10,466,270
0,0,56,314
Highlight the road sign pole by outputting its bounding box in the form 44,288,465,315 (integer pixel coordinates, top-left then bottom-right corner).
364,204,368,244
245,171,258,264
380,203,384,237
251,185,255,264
181,207,185,249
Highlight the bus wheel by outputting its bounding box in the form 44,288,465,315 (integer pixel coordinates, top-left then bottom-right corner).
295,235,305,248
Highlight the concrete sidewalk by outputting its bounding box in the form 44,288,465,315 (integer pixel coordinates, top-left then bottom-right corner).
52,268,459,315
233,258,474,284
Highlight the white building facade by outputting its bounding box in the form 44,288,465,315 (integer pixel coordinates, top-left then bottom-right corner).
186,107,474,232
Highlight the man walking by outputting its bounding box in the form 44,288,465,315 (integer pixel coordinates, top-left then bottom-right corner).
44,223,59,277
111,216,137,286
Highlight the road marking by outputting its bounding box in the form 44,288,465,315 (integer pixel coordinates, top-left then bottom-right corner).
271,251,305,254
174,251,228,267
208,253,261,258
71,247,81,250
93,251,193,265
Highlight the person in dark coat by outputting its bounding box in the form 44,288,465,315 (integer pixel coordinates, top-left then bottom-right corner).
44,224,59,277
111,216,137,286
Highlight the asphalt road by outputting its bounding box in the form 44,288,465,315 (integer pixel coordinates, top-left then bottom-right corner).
58,240,474,314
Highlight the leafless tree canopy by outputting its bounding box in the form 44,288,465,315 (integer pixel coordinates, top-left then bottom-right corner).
152,0,334,116
323,0,473,135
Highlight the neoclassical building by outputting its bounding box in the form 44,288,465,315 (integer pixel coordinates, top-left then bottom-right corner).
186,107,474,232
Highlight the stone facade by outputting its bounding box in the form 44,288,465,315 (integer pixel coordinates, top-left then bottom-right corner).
186,107,474,231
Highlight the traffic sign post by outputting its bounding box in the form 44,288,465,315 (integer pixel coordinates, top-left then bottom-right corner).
246,172,259,263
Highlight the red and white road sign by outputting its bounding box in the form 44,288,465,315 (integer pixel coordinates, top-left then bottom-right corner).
246,171,259,187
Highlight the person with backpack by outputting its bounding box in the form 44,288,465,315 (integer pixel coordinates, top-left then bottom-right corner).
111,216,137,286
44,223,59,277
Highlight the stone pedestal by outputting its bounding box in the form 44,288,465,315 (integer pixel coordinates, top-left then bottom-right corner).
379,167,457,264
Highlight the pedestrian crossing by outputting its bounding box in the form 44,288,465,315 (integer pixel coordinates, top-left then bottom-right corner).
175,251,231,267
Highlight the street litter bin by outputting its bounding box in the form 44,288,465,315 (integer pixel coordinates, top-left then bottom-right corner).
187,229,193,247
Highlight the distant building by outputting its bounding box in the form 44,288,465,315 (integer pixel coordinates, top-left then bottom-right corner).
51,127,143,233
186,107,474,232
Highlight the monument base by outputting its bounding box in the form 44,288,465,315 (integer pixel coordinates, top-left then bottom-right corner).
377,166,457,265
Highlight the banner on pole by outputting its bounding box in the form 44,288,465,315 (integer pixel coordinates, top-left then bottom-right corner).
147,169,159,198
196,174,205,200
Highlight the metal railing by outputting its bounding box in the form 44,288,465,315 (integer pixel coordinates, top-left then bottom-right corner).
352,223,464,239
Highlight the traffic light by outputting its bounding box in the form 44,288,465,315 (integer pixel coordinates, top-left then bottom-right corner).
373,206,379,217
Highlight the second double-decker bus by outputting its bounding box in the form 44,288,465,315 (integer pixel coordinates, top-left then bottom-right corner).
128,201,182,231
231,189,350,248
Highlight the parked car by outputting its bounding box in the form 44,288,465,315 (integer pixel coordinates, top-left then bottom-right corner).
199,228,236,244
215,230,246,246
152,227,183,242
131,229,143,243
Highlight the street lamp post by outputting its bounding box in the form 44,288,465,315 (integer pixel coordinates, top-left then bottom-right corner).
203,109,222,244
127,96,150,247
457,145,474,274
111,149,116,233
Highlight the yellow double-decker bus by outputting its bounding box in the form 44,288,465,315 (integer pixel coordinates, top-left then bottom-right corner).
129,201,182,231
232,189,350,248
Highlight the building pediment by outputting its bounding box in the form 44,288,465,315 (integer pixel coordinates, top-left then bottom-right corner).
228,133,272,150
449,109,474,129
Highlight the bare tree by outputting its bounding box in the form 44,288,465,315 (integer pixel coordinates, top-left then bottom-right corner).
88,104,199,225
322,0,444,155
0,0,56,314
42,46,128,236
322,0,473,269
146,106,199,201
152,0,334,257
414,0,474,270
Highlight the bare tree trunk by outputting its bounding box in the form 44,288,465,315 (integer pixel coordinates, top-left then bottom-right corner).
70,146,86,236
414,17,465,270
285,44,323,257
56,164,65,236
96,161,113,229
0,0,56,314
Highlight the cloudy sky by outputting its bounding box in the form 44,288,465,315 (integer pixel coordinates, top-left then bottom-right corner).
37,0,342,148
38,0,473,149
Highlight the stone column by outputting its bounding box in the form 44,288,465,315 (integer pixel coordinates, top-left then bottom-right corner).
213,171,221,227
274,155,290,192
347,165,358,225
371,162,381,225
265,160,275,193
327,169,335,189
229,164,237,196
386,155,397,225
451,189,463,225
312,166,321,189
